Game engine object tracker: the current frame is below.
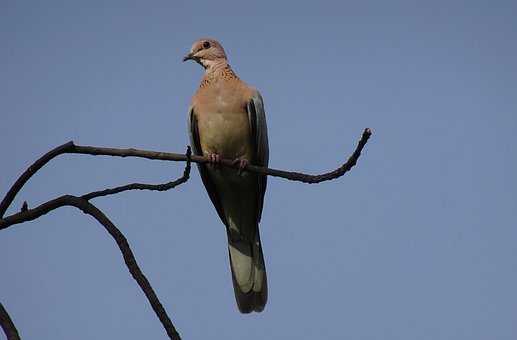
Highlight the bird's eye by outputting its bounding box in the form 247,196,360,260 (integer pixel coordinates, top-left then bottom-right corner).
203,41,211,49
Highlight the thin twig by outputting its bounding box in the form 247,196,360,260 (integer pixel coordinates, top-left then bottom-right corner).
0,303,21,340
0,141,73,218
81,147,192,201
0,128,371,218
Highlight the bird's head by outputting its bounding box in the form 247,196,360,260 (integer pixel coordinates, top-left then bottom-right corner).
183,38,228,69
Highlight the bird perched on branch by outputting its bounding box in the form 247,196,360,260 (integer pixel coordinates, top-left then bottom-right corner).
184,38,269,313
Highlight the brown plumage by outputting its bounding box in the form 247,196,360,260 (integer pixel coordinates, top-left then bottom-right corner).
184,38,269,313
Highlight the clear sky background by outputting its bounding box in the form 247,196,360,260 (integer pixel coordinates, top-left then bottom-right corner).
1,1,516,339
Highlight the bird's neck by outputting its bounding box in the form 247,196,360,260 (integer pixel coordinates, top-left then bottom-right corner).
199,59,239,88
202,58,228,74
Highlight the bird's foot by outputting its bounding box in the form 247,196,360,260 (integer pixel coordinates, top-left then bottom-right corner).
207,153,221,168
232,158,249,175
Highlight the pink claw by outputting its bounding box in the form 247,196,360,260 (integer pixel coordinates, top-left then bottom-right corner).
232,158,249,174
208,153,221,167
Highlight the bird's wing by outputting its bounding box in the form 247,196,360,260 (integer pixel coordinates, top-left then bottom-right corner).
247,90,269,221
188,106,228,225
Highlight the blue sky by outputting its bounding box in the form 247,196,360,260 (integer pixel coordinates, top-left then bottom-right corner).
1,1,516,339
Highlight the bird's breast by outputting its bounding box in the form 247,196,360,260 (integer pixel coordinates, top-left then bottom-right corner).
193,80,252,159
194,79,253,160
198,110,252,160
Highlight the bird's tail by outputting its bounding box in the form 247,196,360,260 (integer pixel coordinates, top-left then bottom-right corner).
227,228,267,313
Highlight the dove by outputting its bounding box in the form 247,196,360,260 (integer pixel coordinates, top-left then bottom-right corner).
184,38,269,313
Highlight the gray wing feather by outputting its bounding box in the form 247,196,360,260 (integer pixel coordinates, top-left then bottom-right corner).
247,91,269,221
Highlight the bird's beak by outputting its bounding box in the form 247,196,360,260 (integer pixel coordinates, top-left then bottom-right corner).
182,52,195,62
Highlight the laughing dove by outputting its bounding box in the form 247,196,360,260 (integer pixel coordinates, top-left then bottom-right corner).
184,38,269,313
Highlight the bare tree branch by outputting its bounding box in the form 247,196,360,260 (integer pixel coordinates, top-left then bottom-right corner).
0,303,20,340
80,147,192,201
1,196,181,340
0,129,371,339
0,128,371,218
0,149,191,230
0,151,191,340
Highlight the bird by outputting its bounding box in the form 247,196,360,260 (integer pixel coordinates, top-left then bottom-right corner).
183,38,269,313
